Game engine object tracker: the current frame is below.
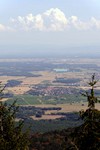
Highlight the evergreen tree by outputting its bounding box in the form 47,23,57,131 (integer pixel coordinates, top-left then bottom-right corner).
80,73,100,121
0,82,29,150
74,74,100,150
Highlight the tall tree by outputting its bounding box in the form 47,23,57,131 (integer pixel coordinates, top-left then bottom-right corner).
75,74,100,150
0,82,29,150
80,73,100,120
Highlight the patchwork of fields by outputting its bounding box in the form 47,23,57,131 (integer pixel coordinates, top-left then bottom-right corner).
0,57,100,104
0,57,100,132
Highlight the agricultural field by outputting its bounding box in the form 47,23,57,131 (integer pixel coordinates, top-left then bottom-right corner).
0,57,99,95
0,57,100,104
0,57,100,132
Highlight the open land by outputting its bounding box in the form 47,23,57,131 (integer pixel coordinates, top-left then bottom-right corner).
0,57,100,105
0,57,100,131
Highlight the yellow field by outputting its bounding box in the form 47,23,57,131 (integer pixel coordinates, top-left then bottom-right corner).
0,71,56,94
30,103,100,113
0,68,100,95
0,58,100,96
29,103,100,120
31,114,64,120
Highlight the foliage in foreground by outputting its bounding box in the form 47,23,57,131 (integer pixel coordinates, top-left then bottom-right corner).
0,83,29,150
74,74,100,150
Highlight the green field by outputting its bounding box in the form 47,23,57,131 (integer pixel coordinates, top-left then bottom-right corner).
7,94,87,105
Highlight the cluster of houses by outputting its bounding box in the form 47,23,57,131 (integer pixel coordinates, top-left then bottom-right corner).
27,86,79,96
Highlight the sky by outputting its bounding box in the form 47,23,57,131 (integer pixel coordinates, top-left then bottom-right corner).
0,0,100,57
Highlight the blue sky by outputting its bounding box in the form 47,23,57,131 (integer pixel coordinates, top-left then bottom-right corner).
0,0,100,57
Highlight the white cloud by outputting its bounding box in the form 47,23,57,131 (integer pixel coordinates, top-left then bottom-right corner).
10,14,43,31
70,16,91,30
1,8,100,32
0,24,6,31
0,24,14,32
91,17,100,29
34,14,44,30
43,8,68,31
10,8,69,31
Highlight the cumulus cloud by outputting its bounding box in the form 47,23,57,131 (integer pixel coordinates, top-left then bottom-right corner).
1,8,100,32
43,8,68,31
91,17,100,29
10,8,68,31
70,16,91,30
11,14,44,31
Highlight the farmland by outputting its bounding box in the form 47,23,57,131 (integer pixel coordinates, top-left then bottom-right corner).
0,57,100,132
0,57,99,97
0,57,100,104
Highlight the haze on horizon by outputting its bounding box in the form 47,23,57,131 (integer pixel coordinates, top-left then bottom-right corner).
0,0,100,57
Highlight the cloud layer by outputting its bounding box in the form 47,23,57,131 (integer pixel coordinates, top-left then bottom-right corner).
1,8,100,32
